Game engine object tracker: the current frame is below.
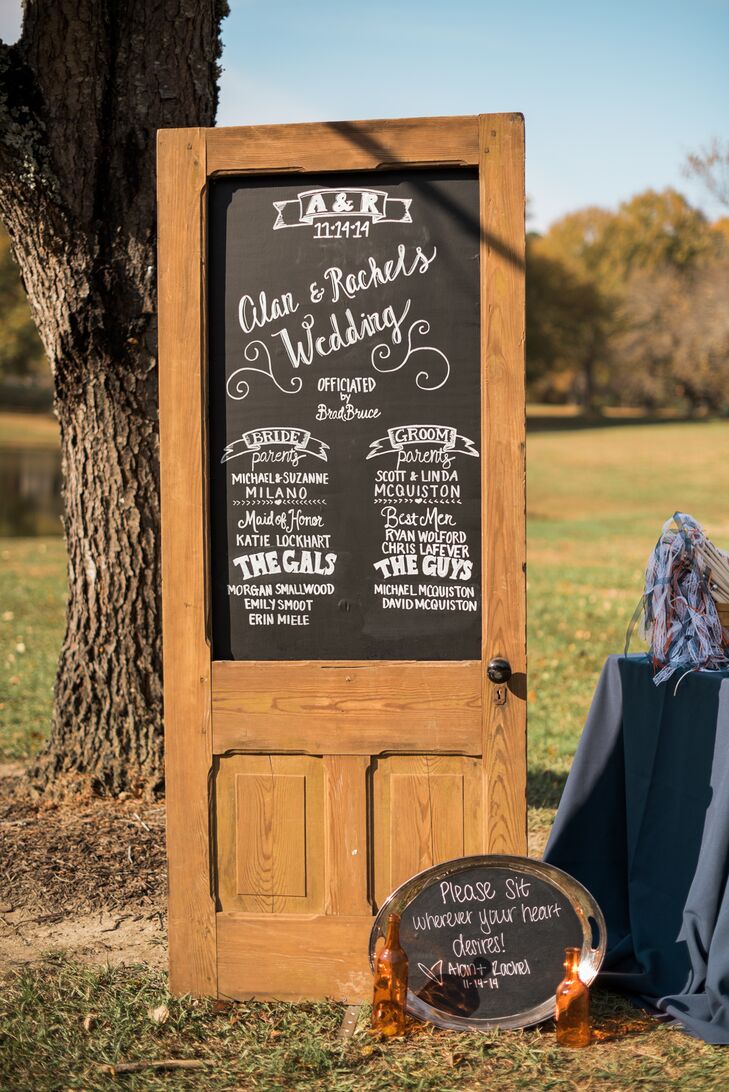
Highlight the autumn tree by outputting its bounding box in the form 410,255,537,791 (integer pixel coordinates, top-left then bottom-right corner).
531,189,727,409
604,191,728,412
0,3,229,793
609,255,729,414
541,189,720,288
525,236,612,408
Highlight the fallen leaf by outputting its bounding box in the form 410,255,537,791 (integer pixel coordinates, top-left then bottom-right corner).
1,611,13,621
83,1013,97,1033
148,1004,170,1025
9,676,20,685
15,642,25,653
212,999,233,1015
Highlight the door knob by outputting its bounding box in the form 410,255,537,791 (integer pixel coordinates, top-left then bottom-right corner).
487,657,512,685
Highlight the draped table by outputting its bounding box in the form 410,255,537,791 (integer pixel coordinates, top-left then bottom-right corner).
545,654,729,1043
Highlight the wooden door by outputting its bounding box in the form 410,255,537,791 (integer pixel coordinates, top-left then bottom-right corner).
158,115,526,1001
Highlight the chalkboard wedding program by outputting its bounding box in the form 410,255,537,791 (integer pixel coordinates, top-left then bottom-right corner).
209,170,481,660
370,856,606,1031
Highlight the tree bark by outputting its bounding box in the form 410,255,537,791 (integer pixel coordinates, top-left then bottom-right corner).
0,2,228,793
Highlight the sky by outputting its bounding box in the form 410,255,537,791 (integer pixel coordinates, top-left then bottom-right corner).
1,0,727,231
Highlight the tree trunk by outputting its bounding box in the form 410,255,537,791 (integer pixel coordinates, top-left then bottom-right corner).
0,2,228,793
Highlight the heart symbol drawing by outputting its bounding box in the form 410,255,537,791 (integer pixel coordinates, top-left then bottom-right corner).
418,959,444,987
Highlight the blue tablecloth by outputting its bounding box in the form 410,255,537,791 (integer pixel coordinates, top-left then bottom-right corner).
545,654,729,1044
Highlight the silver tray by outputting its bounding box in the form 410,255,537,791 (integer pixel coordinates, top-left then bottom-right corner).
369,854,606,1031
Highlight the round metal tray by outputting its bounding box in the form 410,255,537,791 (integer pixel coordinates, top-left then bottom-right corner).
369,854,606,1031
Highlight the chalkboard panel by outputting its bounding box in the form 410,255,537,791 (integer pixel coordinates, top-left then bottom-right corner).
369,856,605,1031
209,170,481,660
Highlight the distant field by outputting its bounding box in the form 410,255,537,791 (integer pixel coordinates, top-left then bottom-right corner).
0,410,58,448
3,417,729,795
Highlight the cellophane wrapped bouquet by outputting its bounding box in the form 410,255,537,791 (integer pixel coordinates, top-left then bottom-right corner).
632,512,729,685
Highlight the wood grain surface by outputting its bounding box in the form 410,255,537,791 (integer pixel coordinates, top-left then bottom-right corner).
211,660,482,755
217,912,373,1002
372,754,483,906
206,116,479,175
479,114,528,853
157,127,217,996
215,754,325,915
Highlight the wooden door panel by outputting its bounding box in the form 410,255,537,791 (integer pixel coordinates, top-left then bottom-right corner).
211,660,482,755
236,772,306,898
372,755,483,907
215,754,325,914
323,756,370,915
215,753,371,917
217,913,372,1002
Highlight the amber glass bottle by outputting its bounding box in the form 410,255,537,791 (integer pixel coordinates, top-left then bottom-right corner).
555,946,591,1047
372,913,409,1037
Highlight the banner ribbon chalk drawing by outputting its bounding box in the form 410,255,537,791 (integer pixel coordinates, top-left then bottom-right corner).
367,424,479,460
274,188,413,230
221,427,329,464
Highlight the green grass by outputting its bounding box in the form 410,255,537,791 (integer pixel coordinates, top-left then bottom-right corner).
2,955,729,1091
0,538,67,759
3,419,729,1088
527,419,729,810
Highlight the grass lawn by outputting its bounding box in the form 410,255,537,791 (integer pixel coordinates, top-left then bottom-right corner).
2,417,729,1088
0,538,66,759
2,956,728,1092
527,418,729,831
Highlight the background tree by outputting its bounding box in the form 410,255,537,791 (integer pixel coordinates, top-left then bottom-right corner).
526,237,612,409
540,190,720,288
529,188,728,411
685,138,729,210
0,223,46,382
610,257,729,415
0,2,229,793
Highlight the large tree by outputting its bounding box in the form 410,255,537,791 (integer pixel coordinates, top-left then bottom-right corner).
0,2,229,793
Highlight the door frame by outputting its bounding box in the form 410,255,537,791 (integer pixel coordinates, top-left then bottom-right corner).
157,114,526,997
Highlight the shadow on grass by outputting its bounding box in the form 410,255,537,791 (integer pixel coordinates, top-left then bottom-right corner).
527,412,706,434
528,767,569,810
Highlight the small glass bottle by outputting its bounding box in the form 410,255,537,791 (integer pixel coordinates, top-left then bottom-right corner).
555,946,591,1047
372,912,409,1037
